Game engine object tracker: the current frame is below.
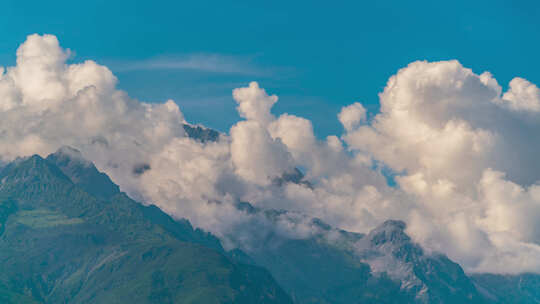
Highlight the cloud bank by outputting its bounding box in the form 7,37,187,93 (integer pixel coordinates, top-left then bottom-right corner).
2,34,540,274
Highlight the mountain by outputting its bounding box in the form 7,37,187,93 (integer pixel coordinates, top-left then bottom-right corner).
2,147,540,304
230,201,540,304
0,153,292,304
232,220,408,303
472,273,540,303
46,146,120,200
182,125,540,303
183,124,220,143
228,204,484,304
272,168,313,189
356,220,483,303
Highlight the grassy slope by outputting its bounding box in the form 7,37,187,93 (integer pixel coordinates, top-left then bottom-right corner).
0,155,292,304
244,236,409,304
472,273,540,304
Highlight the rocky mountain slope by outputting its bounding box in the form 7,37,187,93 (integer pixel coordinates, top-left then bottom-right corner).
229,201,485,304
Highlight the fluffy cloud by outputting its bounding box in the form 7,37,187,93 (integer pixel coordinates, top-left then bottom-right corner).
501,77,540,112
338,102,366,131
233,81,277,126
231,120,293,185
343,60,540,273
3,34,540,274
0,34,315,249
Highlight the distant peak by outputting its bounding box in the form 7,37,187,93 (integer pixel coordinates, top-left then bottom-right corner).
49,146,91,167
26,154,55,168
183,124,220,143
379,219,406,230
28,154,44,161
272,168,313,189
367,219,410,246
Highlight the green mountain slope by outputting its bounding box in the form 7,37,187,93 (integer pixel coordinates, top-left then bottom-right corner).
0,154,292,304
472,273,540,303
45,146,120,200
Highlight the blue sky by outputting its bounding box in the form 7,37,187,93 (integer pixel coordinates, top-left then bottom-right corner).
2,0,540,136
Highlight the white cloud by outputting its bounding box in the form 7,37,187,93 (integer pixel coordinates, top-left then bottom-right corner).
231,120,293,185
342,60,540,273
3,34,540,274
112,53,265,75
501,77,540,112
233,81,277,126
338,102,366,131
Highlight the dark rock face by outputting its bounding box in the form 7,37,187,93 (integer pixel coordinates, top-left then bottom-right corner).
0,154,293,304
355,220,483,303
183,124,220,143
272,168,313,189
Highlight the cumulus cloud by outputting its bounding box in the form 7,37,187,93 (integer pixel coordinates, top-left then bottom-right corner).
338,102,366,131
233,81,277,126
3,34,540,275
500,77,540,112
343,60,540,273
0,34,312,249
230,120,293,185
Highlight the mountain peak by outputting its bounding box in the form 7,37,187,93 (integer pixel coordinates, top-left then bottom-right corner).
51,145,91,164
272,168,313,188
46,147,120,200
0,153,292,304
367,219,410,246
0,154,71,185
379,219,407,230
183,123,220,143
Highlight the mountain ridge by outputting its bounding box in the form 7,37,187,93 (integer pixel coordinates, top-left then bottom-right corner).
1,148,539,303
0,152,292,304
